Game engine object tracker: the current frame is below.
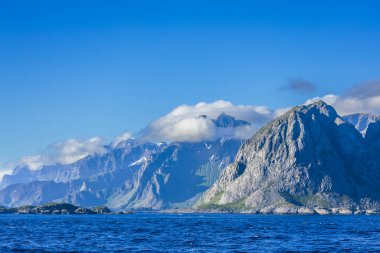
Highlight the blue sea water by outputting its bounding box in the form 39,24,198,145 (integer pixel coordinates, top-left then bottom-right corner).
0,213,379,252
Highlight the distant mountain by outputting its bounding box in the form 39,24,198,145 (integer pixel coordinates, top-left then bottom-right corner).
0,114,246,209
343,113,380,136
197,102,380,214
0,140,159,189
106,139,242,209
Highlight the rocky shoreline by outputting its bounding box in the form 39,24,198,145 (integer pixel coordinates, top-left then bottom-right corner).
160,207,380,215
1,202,379,215
0,202,132,215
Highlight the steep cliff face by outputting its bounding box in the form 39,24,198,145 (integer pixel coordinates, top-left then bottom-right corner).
365,120,380,150
197,102,380,213
0,181,69,207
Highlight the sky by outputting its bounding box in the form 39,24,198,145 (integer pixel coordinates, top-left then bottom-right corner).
1,0,380,168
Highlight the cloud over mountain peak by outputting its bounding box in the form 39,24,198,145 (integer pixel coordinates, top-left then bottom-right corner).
139,100,280,142
305,80,380,116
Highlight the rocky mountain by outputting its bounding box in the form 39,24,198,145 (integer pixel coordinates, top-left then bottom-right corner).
106,139,242,209
343,113,380,136
196,102,380,214
0,114,247,209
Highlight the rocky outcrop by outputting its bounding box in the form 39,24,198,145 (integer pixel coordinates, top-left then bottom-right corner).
0,202,120,215
196,102,380,213
91,206,112,214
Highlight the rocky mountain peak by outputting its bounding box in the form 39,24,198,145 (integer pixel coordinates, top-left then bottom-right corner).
243,101,360,163
213,113,250,128
281,101,338,125
196,101,380,213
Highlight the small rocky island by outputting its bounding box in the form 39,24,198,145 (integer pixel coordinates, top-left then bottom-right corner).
0,202,131,215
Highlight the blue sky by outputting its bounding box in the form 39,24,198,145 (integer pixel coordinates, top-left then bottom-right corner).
1,1,380,165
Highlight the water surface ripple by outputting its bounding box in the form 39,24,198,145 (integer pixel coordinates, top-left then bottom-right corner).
0,214,379,252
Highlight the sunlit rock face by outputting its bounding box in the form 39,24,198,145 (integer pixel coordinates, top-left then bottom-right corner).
197,102,380,213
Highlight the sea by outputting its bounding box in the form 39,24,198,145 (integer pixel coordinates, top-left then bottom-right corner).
0,213,379,252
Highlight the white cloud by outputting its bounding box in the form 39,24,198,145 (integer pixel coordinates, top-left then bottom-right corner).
274,107,292,117
304,94,339,106
19,155,49,171
140,100,277,142
304,94,380,116
304,80,380,116
156,116,217,142
12,81,380,172
18,137,107,170
0,170,12,182
111,132,133,148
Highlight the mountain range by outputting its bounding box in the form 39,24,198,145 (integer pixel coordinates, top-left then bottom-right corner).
1,103,379,214
0,114,246,209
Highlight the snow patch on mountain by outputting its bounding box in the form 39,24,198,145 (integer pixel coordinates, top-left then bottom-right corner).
129,157,147,167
